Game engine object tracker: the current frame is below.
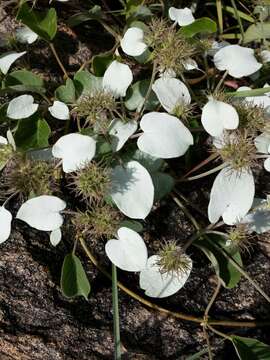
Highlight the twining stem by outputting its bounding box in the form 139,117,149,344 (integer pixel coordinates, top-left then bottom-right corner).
78,237,270,328
178,163,227,182
182,153,219,179
230,0,245,43
207,324,232,341
203,327,213,360
171,194,200,231
49,43,68,79
206,235,270,304
136,61,158,119
216,0,223,34
112,265,121,360
214,70,229,93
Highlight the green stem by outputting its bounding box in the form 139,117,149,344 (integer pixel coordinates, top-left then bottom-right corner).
230,0,245,43
112,264,121,360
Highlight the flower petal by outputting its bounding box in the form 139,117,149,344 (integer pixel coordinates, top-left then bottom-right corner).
103,60,133,98
237,86,270,108
255,132,270,154
7,95,39,119
16,195,66,231
0,207,12,244
108,119,137,151
201,98,239,136
50,228,62,246
168,7,195,26
137,112,193,159
110,160,154,219
16,26,38,44
214,45,262,78
139,255,192,298
0,136,8,145
0,51,26,75
261,50,270,63
152,77,191,113
52,133,96,173
121,27,147,57
208,167,255,225
105,227,148,271
48,100,69,120
242,198,270,234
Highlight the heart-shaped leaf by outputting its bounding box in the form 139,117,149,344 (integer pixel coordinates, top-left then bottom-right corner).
7,95,39,120
61,253,91,300
231,335,270,360
55,78,76,103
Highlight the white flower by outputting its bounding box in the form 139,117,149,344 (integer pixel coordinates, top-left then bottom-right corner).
152,77,191,113
139,255,192,298
0,51,26,75
0,130,16,150
0,207,12,244
201,98,239,136
52,133,96,173
16,26,38,44
105,227,148,271
137,112,193,159
7,95,39,119
103,60,133,98
208,167,255,225
48,100,69,120
254,132,270,171
237,86,270,108
16,195,66,231
168,7,195,26
108,119,137,152
183,58,199,71
242,197,270,234
261,50,270,63
214,45,262,78
50,228,62,246
110,160,154,219
121,27,147,57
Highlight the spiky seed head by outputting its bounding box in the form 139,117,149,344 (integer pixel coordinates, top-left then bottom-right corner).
156,241,192,276
70,161,111,203
227,224,253,253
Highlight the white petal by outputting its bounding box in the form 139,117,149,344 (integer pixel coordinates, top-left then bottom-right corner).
48,100,69,120
138,112,193,159
7,95,39,119
264,83,270,97
152,77,191,113
242,198,270,234
108,119,137,151
208,167,255,225
0,136,8,145
16,26,38,44
139,255,192,298
168,7,195,26
183,58,199,71
121,27,147,57
264,157,270,172
105,227,148,271
6,130,16,150
0,51,26,75
261,50,270,63
16,195,66,231
52,133,96,173
254,132,270,153
0,207,12,244
237,86,270,108
201,98,239,136
214,45,262,78
110,160,154,219
50,228,62,246
103,60,133,98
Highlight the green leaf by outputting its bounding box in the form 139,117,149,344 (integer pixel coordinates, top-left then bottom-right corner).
92,53,113,77
152,172,175,201
179,18,217,38
125,0,152,22
120,219,143,232
231,335,270,360
14,115,51,151
73,70,102,98
125,79,159,111
68,5,102,27
61,253,91,300
17,3,57,42
194,234,242,288
244,22,270,43
55,78,76,104
122,148,164,173
4,70,44,89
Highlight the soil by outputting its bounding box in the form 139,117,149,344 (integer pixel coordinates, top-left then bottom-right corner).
1,2,270,359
